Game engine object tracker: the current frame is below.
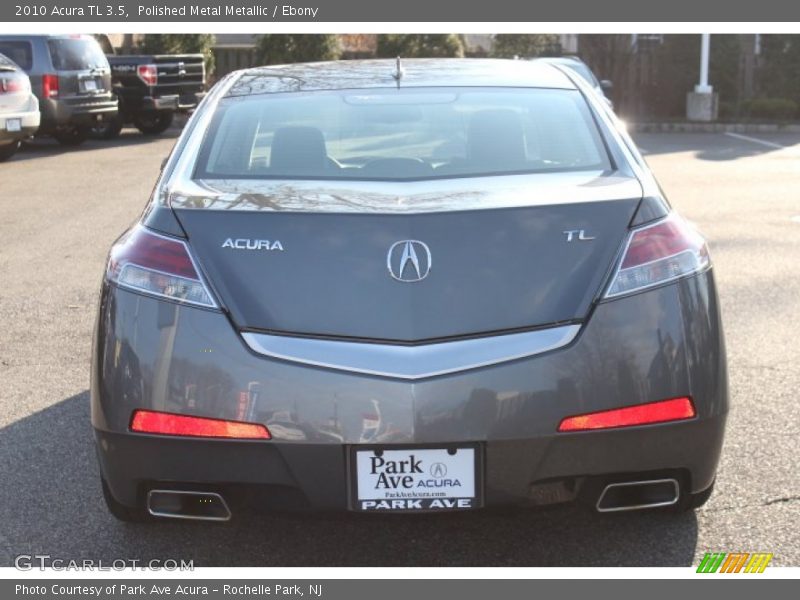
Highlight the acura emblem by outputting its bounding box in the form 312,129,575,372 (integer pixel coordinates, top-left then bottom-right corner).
387,240,432,282
430,462,447,478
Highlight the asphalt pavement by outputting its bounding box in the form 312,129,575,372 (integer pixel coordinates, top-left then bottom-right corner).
0,129,798,567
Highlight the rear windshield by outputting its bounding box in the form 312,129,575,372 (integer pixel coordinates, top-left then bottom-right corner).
562,63,600,88
0,53,18,70
195,87,611,181
47,38,107,71
0,42,32,71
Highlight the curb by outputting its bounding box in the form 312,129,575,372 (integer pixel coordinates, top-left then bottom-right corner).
630,122,800,133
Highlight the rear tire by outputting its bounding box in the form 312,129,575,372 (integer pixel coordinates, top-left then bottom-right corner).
687,482,715,509
134,111,174,135
101,478,151,522
91,115,123,140
53,126,89,146
674,480,715,512
0,140,20,161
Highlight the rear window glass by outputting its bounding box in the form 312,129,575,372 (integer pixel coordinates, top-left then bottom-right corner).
195,87,610,181
0,42,32,70
47,38,108,71
0,53,18,70
563,63,600,87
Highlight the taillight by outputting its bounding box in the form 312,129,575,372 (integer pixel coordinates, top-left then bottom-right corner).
557,397,696,432
106,225,217,308
130,410,271,439
42,73,59,98
137,64,158,86
0,75,29,94
604,213,709,298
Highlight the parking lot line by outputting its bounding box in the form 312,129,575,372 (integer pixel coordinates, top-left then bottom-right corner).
724,132,786,150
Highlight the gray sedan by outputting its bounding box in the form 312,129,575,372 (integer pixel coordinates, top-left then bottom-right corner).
91,59,727,522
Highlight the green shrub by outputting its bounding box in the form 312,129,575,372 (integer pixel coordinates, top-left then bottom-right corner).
490,34,559,59
717,100,737,120
375,35,464,58
741,97,799,121
257,35,341,66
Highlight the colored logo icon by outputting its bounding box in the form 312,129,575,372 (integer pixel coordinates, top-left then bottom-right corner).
696,552,773,573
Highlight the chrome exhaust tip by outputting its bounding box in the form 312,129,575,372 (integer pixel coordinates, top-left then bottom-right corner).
147,489,231,521
596,478,679,513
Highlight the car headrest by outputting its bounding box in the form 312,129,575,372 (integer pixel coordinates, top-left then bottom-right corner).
270,126,328,173
467,110,527,169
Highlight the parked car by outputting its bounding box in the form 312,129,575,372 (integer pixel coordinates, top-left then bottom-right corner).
92,59,726,522
0,34,117,146
0,52,39,161
91,36,206,138
535,56,614,108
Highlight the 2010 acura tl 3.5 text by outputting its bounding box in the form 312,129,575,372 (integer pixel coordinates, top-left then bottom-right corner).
91,59,727,521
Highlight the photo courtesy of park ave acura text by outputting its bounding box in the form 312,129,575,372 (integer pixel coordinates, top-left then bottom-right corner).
0,26,798,571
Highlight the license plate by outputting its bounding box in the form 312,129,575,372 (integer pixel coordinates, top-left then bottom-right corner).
351,446,481,512
82,79,98,92
5,118,21,132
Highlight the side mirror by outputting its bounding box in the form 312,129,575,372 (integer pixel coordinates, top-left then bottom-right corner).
600,79,613,91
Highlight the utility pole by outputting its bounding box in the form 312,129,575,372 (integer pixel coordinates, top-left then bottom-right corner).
686,33,719,121
695,33,712,93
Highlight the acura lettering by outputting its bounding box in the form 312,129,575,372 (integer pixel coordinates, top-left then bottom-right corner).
221,238,284,251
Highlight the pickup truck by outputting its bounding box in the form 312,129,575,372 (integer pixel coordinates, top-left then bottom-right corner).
96,52,206,138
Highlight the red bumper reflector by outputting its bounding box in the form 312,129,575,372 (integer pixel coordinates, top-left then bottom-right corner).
557,397,696,432
130,410,271,439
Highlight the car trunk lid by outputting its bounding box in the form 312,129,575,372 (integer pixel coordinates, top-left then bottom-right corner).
173,172,642,342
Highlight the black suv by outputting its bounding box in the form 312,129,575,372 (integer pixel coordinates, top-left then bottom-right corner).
0,34,118,145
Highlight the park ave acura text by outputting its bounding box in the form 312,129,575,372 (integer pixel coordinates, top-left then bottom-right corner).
91,59,727,521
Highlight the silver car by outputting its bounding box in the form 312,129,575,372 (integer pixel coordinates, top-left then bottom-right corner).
92,59,727,522
0,52,39,161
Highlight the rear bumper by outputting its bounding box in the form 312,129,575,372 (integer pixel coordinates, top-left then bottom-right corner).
148,91,205,111
95,413,725,510
0,108,40,142
40,95,118,128
121,91,206,113
92,270,728,510
146,95,179,111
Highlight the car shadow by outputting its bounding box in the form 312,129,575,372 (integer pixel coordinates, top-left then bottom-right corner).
9,127,180,163
0,391,698,567
633,132,800,162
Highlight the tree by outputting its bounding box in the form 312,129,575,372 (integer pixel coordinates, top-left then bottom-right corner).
257,35,341,66
490,34,559,59
578,34,639,115
375,34,464,58
758,35,800,102
140,34,216,75
577,34,744,119
645,35,742,118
